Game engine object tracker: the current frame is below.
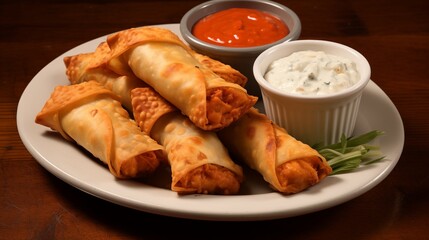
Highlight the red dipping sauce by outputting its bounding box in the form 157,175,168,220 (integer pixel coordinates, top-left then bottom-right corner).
192,8,289,48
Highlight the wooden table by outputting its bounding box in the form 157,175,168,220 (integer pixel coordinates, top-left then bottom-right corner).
2,0,428,239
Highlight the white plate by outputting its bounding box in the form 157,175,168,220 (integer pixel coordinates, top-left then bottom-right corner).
17,24,404,221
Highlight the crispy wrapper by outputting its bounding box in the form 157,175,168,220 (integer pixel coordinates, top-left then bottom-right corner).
190,50,248,87
35,81,164,178
131,87,243,195
218,108,332,194
64,42,146,111
106,26,257,131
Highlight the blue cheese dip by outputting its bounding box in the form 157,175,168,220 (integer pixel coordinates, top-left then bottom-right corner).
264,50,360,95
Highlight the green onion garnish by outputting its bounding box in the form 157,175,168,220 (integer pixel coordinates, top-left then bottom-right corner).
314,130,385,175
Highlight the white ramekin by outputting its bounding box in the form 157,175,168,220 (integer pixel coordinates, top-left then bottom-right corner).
253,40,371,146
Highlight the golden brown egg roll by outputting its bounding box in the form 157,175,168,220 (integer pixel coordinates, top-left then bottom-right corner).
35,81,164,179
64,42,147,111
218,108,332,194
131,87,243,195
106,27,257,131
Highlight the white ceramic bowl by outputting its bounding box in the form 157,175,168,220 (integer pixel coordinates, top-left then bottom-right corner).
180,0,301,97
253,40,371,146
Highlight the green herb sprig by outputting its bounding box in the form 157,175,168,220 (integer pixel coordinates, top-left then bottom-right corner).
314,130,385,175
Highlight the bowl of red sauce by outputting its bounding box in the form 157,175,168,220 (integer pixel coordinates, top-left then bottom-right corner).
180,0,301,97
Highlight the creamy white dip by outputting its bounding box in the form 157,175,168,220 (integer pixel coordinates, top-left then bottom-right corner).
264,50,360,95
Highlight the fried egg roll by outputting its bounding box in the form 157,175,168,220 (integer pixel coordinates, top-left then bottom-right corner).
131,87,243,195
35,81,164,178
106,27,257,131
218,108,332,194
64,42,146,111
